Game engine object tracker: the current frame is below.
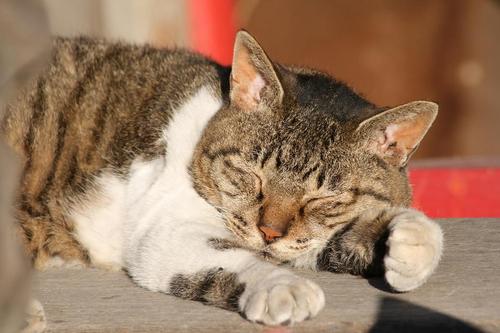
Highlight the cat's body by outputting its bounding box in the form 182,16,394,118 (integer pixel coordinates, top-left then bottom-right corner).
2,37,224,268
2,32,443,325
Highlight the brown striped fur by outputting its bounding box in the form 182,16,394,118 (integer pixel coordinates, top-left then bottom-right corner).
1,32,437,280
169,269,245,311
1,37,226,268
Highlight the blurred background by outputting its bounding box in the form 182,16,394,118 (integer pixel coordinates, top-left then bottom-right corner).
41,0,500,160
0,2,498,331
1,0,499,220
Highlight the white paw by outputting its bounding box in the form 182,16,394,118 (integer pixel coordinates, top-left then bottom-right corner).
384,209,443,292
239,273,325,326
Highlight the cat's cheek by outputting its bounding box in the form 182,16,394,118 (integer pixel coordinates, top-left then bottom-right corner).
224,220,265,249
245,233,267,250
289,246,325,270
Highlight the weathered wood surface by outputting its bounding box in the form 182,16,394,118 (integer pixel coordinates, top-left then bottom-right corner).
33,219,500,333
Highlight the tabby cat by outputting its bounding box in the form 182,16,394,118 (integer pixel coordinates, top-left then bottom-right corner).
1,30,443,325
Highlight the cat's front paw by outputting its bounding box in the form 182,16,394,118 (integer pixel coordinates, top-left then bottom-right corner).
239,273,325,326
384,209,443,292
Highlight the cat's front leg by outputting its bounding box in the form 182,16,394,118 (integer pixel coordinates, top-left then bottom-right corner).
125,223,324,325
316,208,443,292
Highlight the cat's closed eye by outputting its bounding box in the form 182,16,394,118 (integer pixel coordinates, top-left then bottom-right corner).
213,157,262,199
303,193,355,220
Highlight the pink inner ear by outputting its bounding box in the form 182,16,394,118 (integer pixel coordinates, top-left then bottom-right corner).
248,74,265,102
376,116,431,165
231,46,266,110
363,102,437,166
385,116,430,151
375,124,411,165
382,124,399,148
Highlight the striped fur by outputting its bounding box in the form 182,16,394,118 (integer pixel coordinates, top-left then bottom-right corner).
1,37,224,268
1,31,442,324
169,269,244,311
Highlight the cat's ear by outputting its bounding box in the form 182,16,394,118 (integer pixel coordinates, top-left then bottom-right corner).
356,101,438,167
230,30,283,111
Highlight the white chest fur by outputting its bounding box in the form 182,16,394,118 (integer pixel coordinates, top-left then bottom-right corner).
71,87,223,269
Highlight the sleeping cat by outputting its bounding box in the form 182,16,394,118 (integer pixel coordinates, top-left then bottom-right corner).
1,30,442,326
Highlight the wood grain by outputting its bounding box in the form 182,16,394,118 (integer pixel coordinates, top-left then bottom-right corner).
33,219,500,332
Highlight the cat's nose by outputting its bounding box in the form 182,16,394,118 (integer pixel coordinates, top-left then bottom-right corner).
258,225,283,243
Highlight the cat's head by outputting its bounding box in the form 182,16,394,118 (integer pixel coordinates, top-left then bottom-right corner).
191,31,437,262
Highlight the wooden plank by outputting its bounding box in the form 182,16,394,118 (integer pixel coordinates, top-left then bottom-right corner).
33,219,500,333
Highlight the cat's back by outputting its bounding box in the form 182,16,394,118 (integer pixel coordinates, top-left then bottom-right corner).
2,36,224,166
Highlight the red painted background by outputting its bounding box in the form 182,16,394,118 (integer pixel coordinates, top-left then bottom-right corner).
410,168,500,218
188,0,236,65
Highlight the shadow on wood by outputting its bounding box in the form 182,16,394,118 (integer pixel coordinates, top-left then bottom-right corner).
369,297,484,333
